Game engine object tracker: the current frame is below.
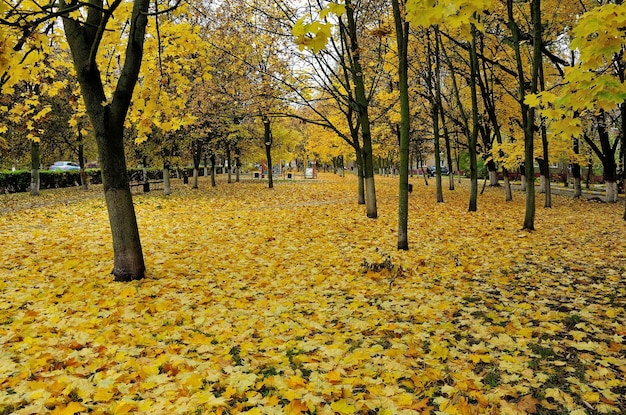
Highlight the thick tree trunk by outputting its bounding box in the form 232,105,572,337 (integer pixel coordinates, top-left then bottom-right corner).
190,168,196,188
573,177,582,197
488,168,498,187
607,180,618,203
503,167,513,201
99,125,145,281
30,141,40,196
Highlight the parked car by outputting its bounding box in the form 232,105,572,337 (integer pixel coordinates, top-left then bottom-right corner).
428,166,449,176
49,161,80,171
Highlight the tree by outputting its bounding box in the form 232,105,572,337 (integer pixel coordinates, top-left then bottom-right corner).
2,0,154,279
391,0,410,249
533,2,626,207
293,0,381,218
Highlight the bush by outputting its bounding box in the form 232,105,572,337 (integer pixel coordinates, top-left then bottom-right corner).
0,168,166,194
0,170,31,194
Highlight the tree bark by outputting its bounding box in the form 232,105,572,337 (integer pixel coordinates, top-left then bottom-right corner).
468,24,480,212
192,139,201,189
210,154,217,187
503,168,513,201
235,147,241,183
30,141,40,196
263,116,273,189
226,143,232,184
572,136,582,197
61,0,149,280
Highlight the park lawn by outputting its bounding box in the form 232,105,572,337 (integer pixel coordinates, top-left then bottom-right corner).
0,174,625,415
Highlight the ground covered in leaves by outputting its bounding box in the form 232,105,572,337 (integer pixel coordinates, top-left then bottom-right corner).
1,174,625,415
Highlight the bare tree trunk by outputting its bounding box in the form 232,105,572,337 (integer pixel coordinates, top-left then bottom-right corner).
30,141,40,196
226,144,232,184
468,24,480,212
503,168,513,201
263,116,273,189
210,154,216,187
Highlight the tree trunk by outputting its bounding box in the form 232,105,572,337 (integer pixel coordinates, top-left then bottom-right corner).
428,29,443,203
607,181,618,203
468,24,480,212
192,140,201,189
226,144,232,184
210,154,216,187
30,141,40,196
572,137,582,198
354,146,365,204
98,124,145,281
503,167,513,201
488,163,498,186
163,164,171,195
192,168,198,188
235,148,241,183
263,116,273,189
393,0,410,250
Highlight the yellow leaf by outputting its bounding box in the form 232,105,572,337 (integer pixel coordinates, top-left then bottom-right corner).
330,399,356,414
429,342,449,360
582,391,600,403
524,94,541,107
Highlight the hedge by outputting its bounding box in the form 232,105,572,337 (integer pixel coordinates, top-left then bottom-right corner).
0,168,169,194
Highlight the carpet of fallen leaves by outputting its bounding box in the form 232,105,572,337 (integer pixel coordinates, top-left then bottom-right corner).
1,174,625,415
